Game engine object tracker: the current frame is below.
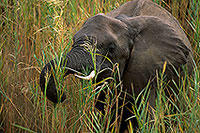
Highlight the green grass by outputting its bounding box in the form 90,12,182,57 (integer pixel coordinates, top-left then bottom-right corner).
0,0,199,132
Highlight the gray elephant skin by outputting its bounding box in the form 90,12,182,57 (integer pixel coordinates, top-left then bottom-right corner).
40,0,193,131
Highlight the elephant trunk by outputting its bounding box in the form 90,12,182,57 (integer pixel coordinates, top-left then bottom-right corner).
39,60,65,103
40,45,95,103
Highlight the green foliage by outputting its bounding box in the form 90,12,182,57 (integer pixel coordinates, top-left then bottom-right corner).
0,0,199,132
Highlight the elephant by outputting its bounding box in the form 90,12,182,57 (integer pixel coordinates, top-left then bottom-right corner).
40,0,193,131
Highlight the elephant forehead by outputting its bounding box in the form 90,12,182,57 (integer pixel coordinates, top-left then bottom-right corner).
84,13,119,27
73,26,112,45
73,28,118,47
73,14,127,41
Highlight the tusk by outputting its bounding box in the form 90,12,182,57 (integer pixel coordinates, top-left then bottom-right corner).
75,70,95,80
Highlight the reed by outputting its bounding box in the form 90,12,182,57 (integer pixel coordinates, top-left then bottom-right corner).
0,0,199,132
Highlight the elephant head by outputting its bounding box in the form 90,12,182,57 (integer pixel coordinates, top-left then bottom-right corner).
39,14,133,103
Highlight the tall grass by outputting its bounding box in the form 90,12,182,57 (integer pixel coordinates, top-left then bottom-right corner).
0,0,199,132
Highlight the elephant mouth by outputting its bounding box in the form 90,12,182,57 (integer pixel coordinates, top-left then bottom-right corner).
66,37,113,80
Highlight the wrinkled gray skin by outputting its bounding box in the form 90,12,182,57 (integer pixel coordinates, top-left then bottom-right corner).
40,0,193,131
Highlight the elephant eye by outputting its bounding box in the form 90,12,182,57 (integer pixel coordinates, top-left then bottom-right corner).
108,42,116,53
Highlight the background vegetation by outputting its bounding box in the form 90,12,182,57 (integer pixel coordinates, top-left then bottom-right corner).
0,0,199,132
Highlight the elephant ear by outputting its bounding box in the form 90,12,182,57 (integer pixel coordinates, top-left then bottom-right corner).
116,15,191,77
